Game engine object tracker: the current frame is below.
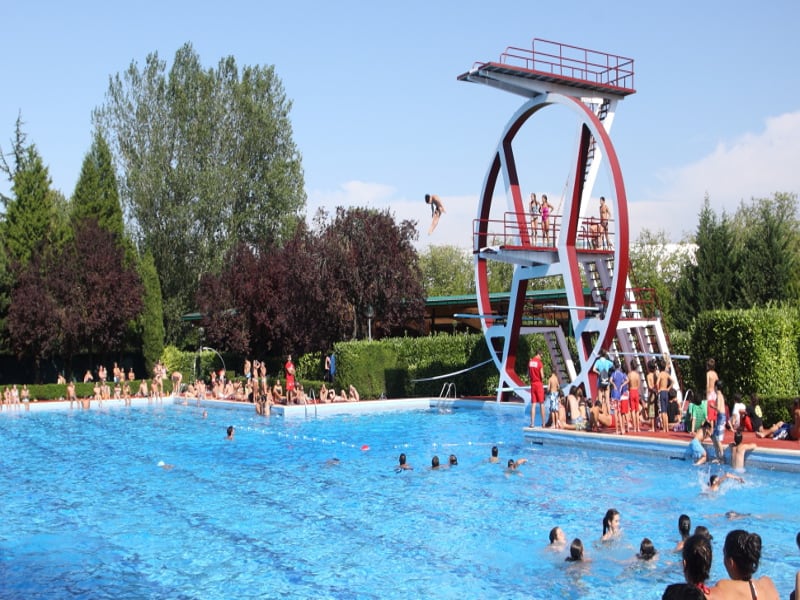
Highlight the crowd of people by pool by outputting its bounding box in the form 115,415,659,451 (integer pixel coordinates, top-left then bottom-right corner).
527,351,800,465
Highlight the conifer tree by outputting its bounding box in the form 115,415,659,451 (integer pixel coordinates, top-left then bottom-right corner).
2,143,57,267
71,131,125,241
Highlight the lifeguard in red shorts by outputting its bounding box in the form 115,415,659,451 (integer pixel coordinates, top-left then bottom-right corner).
528,351,545,428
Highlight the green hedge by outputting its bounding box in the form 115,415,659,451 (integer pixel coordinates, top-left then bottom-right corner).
17,380,172,401
324,332,553,399
688,307,800,398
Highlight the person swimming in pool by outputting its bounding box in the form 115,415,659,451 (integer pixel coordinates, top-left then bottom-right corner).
505,458,527,474
708,472,744,492
226,425,235,440
601,508,621,541
564,538,586,562
489,446,500,463
674,514,692,553
396,453,413,472
636,538,657,561
548,526,567,551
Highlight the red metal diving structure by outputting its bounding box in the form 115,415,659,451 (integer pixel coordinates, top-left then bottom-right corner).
457,39,676,403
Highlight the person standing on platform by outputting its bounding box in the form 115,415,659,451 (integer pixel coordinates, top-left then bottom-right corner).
547,370,561,428
705,358,719,422
610,359,627,434
626,359,642,433
540,194,552,245
529,351,545,428
529,193,541,244
711,380,729,461
593,350,613,414
599,196,612,249
656,358,672,433
284,355,296,404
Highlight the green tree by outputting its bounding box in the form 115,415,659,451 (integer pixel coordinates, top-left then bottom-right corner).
629,228,691,331
732,192,800,307
138,251,165,375
72,131,125,240
93,42,306,345
1,141,57,267
674,196,737,328
418,245,474,296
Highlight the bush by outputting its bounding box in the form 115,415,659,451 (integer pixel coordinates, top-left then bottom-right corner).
22,380,169,401
689,307,800,398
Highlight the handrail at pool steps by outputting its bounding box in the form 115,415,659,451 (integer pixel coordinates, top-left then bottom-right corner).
439,381,457,399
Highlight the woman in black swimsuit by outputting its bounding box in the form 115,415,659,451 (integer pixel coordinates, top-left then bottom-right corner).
710,530,779,599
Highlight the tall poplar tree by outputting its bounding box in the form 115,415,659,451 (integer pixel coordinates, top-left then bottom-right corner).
138,251,165,374
94,42,306,345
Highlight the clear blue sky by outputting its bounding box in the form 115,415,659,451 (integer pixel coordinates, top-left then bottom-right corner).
3,0,799,250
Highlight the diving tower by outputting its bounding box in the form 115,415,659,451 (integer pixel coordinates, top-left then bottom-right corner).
458,38,677,403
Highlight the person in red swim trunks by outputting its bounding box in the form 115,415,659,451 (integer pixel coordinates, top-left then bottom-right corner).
529,351,545,428
626,359,642,433
284,355,296,404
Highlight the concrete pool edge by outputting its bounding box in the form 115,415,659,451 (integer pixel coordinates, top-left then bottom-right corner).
522,426,800,473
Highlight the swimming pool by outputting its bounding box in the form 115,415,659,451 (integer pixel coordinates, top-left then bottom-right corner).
1,403,798,599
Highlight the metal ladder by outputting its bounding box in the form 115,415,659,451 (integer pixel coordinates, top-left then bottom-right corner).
439,382,457,399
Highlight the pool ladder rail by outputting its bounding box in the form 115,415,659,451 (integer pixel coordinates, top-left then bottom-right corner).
439,382,457,399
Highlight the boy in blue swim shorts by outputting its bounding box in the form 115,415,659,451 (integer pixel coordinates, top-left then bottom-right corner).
685,421,712,465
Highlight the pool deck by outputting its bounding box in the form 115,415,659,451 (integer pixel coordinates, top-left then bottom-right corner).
5,395,799,472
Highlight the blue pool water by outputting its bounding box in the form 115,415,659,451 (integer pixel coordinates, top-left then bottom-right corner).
0,403,798,599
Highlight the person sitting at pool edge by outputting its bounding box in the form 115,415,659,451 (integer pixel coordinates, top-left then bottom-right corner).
685,421,712,465
589,400,614,432
756,398,800,441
